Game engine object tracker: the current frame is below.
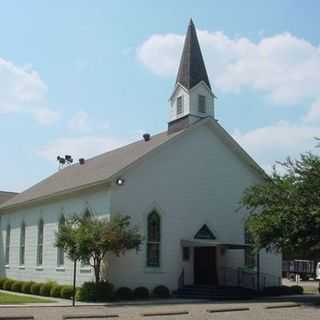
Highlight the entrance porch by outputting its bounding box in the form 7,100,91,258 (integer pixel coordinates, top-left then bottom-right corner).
179,239,261,292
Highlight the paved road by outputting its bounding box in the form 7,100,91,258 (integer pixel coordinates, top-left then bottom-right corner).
0,296,320,320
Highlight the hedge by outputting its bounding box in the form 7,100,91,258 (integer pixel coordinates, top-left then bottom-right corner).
61,286,74,299
40,282,56,297
133,287,149,299
153,285,170,298
116,287,133,300
262,285,304,296
30,283,42,295
0,278,6,289
50,285,62,298
77,281,114,302
11,281,23,292
22,281,34,294
3,279,14,291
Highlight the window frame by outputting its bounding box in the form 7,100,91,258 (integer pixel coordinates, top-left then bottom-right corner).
19,221,26,266
146,211,161,268
5,224,11,265
37,219,44,266
198,95,206,113
57,215,65,267
176,96,184,115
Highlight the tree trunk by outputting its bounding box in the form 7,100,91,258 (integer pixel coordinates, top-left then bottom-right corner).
94,259,101,283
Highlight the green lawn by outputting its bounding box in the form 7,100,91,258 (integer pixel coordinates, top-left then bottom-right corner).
0,292,55,304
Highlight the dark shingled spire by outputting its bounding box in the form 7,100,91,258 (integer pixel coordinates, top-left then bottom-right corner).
176,19,211,90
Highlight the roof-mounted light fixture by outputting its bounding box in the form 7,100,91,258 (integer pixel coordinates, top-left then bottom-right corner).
116,178,125,186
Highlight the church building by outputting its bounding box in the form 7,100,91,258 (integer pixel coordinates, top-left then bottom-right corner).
0,20,281,292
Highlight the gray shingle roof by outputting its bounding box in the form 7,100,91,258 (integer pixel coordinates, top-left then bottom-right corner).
176,19,211,90
0,191,18,205
0,130,184,210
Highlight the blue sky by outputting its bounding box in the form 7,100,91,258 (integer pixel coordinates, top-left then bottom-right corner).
1,0,320,192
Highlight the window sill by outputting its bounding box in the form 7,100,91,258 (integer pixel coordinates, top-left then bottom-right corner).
18,266,25,270
144,267,164,274
5,265,9,269
56,267,65,271
35,266,43,271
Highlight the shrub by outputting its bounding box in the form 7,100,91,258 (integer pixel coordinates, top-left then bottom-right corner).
50,285,62,298
77,281,114,302
30,283,42,295
61,286,74,299
134,287,149,299
40,282,56,297
290,285,303,295
3,279,14,291
21,281,34,294
11,281,23,292
116,287,133,300
0,278,7,289
153,285,170,298
262,286,292,296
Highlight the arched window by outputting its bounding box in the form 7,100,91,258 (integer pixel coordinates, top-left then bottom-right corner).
5,224,10,265
83,208,91,218
37,219,44,266
146,211,161,267
57,215,65,267
20,222,26,266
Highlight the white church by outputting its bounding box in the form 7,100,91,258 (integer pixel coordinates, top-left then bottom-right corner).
0,20,281,293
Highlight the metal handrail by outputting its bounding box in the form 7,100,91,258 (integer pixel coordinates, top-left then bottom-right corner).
178,268,185,289
220,267,280,290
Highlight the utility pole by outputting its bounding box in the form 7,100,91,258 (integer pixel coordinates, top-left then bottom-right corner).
72,259,77,307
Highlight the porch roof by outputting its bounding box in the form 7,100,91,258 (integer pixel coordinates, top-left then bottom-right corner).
181,239,250,249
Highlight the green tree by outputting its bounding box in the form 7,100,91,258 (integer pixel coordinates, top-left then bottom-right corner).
242,152,320,258
55,212,142,283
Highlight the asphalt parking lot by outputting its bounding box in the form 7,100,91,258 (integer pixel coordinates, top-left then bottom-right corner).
0,296,320,320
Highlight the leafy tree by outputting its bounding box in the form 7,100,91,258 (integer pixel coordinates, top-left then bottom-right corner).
55,212,142,283
242,152,320,258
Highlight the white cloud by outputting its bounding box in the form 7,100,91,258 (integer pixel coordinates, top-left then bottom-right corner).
68,111,90,131
304,99,320,124
233,121,320,172
0,57,59,125
137,30,320,106
37,135,136,162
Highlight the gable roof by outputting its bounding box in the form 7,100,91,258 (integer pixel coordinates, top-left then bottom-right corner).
0,191,18,205
176,19,211,90
0,130,185,210
0,118,267,211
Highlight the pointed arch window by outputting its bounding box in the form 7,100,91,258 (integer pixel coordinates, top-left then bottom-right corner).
5,224,11,265
57,215,65,267
147,211,161,267
20,222,26,266
37,219,44,266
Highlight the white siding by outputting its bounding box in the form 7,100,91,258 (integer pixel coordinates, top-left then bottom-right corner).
0,187,111,286
109,123,281,290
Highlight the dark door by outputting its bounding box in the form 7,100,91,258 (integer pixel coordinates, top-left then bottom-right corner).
194,247,217,285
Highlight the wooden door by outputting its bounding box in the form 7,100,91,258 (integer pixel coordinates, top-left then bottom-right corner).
194,247,217,285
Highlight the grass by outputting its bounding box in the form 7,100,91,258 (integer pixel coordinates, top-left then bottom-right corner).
303,286,318,294
0,292,55,304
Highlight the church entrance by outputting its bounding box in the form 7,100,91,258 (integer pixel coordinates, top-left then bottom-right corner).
194,247,218,285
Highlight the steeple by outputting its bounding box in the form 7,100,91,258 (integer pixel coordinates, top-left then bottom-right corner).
168,19,215,134
176,19,211,90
